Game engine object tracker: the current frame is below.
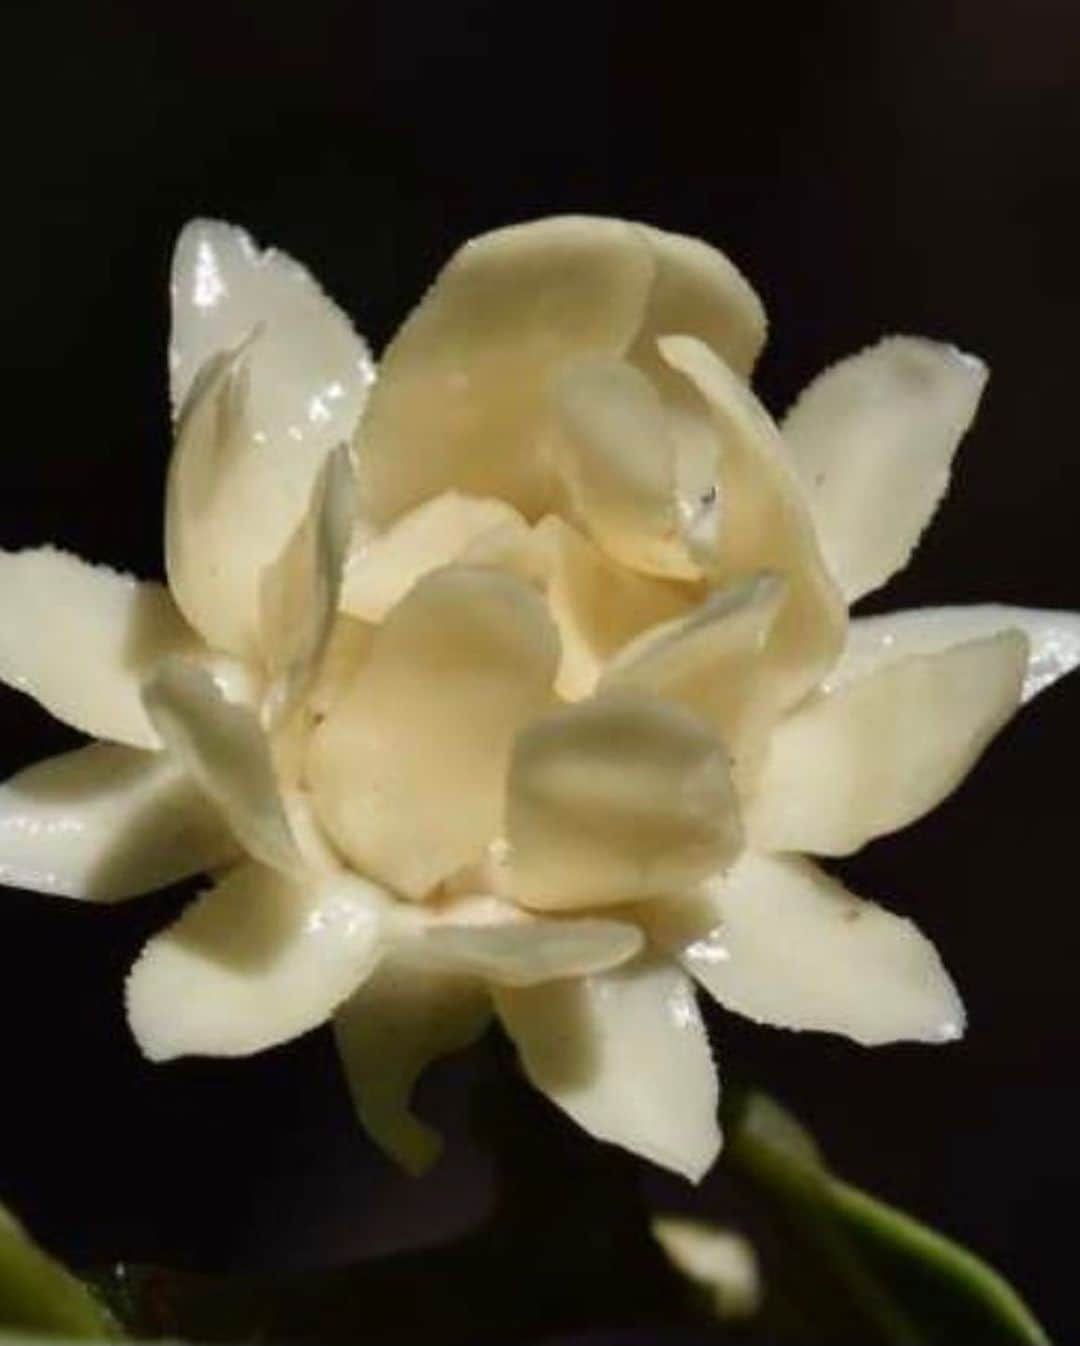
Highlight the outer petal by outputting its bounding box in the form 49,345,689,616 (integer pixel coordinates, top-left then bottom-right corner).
259,445,356,720
645,853,965,1046
748,632,1028,856
495,958,721,1181
783,338,987,602
127,861,384,1060
340,491,526,621
143,658,303,873
0,743,235,901
660,337,847,710
507,691,743,911
355,217,655,524
825,605,1080,704
537,517,691,700
0,548,194,749
599,574,785,783
308,566,559,898
334,960,490,1174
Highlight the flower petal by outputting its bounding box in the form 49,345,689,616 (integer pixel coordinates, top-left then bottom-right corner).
599,574,785,782
783,338,987,602
0,743,235,901
355,217,655,525
142,658,303,873
551,357,693,578
403,910,644,986
259,445,356,720
334,960,489,1174
538,517,692,700
126,860,384,1060
340,491,526,622
645,853,964,1046
0,548,193,748
495,958,721,1181
825,605,1080,704
748,632,1028,856
660,337,846,710
507,691,743,911
308,566,559,898
170,218,372,431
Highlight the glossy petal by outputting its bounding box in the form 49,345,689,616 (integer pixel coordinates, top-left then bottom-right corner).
660,337,846,710
552,357,692,578
0,743,234,901
334,960,490,1174
127,861,384,1060
507,691,742,911
495,958,721,1181
355,217,655,524
340,491,525,621
259,444,356,719
0,548,193,749
143,658,303,873
599,574,785,782
538,517,691,700
783,338,987,601
308,566,559,898
825,605,1080,704
646,853,964,1045
748,632,1028,855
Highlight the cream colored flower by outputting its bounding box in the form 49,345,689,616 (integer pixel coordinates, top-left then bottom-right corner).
2,218,1078,1184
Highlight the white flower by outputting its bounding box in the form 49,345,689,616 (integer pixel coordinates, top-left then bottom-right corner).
2,217,1078,1184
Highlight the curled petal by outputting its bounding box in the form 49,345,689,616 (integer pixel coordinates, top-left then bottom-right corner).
0,548,193,749
599,574,785,782
660,337,846,710
826,605,1080,704
308,566,559,898
645,853,965,1046
495,958,721,1182
0,743,235,901
507,691,742,911
538,518,691,700
127,861,384,1060
334,960,490,1175
143,658,303,873
340,492,526,621
783,337,987,602
259,445,356,719
748,632,1028,856
355,217,655,524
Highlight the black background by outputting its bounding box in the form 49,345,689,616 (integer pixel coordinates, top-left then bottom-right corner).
2,1,1080,1342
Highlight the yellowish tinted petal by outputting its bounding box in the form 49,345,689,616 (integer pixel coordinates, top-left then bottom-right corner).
143,658,303,873
0,743,235,901
507,691,742,911
827,605,1080,704
334,959,489,1174
127,861,385,1060
783,338,987,602
0,548,194,749
660,337,846,710
308,566,559,898
495,958,721,1181
340,492,526,621
355,217,655,524
748,632,1028,855
646,853,964,1046
259,445,356,720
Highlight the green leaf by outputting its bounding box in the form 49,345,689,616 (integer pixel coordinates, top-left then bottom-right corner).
0,1202,120,1339
724,1088,1051,1346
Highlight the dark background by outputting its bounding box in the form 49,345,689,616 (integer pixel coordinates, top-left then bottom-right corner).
2,1,1079,1341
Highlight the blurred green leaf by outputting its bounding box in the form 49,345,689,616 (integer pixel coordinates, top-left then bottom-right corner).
724,1089,1051,1346
0,1202,120,1339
